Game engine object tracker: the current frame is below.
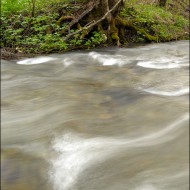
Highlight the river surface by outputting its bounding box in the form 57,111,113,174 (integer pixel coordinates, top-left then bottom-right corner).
1,41,189,190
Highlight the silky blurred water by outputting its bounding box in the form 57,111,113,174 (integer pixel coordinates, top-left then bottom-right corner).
1,40,189,190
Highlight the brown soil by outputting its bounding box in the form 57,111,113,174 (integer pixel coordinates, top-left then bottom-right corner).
1,48,34,60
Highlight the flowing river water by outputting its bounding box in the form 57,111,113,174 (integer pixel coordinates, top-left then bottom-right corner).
1,40,189,190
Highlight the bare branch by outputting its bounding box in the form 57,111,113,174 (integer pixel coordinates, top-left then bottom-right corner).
63,0,123,41
68,0,98,30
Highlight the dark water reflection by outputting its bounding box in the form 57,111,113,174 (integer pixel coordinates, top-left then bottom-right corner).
1,41,189,190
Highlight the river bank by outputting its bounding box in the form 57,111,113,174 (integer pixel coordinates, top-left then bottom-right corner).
1,0,189,58
1,42,149,60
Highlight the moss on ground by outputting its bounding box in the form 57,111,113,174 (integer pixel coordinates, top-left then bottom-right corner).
120,3,189,43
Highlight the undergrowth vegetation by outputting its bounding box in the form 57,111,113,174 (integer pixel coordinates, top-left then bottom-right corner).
1,0,189,54
121,3,189,42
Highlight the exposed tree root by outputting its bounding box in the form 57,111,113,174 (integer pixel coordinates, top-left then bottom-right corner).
56,16,75,26
64,0,123,45
60,0,158,46
67,0,98,30
116,16,158,42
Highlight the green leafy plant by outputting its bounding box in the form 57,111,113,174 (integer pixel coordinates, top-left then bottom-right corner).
84,31,105,48
0,12,69,53
121,3,189,42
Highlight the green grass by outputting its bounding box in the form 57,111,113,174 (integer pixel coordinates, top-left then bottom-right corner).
121,3,189,41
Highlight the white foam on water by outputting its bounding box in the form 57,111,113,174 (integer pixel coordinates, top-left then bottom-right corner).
135,184,157,190
137,58,188,69
17,57,57,65
143,87,189,96
49,114,189,190
89,52,127,66
62,58,75,67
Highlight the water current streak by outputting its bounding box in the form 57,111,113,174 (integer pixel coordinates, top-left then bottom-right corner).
50,114,189,190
